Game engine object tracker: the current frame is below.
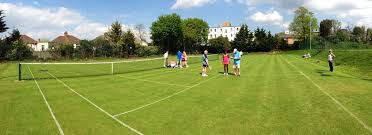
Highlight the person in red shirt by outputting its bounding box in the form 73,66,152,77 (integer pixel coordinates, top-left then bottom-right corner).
222,51,230,75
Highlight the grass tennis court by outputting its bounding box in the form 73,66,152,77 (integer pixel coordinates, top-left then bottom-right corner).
1,53,371,135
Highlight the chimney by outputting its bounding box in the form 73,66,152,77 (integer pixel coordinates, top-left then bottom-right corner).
64,31,68,36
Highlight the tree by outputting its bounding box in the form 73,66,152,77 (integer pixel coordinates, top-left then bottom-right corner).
80,40,94,58
233,24,253,52
122,30,136,57
319,19,333,38
135,24,146,44
289,7,318,40
367,28,372,44
352,26,365,42
0,10,8,33
0,29,21,60
6,40,32,60
181,18,209,53
151,13,183,53
208,36,231,53
331,19,341,33
105,21,123,44
335,29,349,42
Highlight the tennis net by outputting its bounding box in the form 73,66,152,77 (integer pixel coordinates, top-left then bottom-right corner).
19,54,219,80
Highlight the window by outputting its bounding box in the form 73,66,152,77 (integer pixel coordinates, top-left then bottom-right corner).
220,29,222,32
214,29,216,32
231,28,233,31
225,29,227,33
231,34,233,37
237,28,239,31
214,34,216,38
41,45,45,51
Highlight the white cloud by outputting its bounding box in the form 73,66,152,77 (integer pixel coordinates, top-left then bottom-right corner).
0,3,108,40
232,0,372,28
250,11,285,26
171,0,215,9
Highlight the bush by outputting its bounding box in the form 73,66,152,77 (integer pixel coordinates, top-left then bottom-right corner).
59,44,75,58
135,45,160,57
207,36,231,53
6,40,33,60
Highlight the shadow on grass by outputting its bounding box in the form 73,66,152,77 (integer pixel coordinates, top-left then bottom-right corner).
315,69,372,82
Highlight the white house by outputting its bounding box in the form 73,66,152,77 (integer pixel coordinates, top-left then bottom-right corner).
208,21,241,41
35,40,49,51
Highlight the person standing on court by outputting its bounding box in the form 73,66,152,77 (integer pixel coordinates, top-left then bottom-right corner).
232,48,241,76
201,50,209,77
328,49,336,72
177,50,182,68
163,51,169,67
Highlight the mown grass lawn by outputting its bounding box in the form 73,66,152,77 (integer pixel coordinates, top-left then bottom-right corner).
0,53,371,135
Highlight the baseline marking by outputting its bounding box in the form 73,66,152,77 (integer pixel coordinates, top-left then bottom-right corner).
118,75,192,88
114,74,220,117
27,66,65,135
46,72,144,135
280,55,372,133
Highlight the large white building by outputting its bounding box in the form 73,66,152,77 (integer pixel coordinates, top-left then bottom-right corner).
208,22,241,41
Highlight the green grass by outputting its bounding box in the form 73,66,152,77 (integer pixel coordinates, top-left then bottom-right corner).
0,53,371,135
284,49,372,79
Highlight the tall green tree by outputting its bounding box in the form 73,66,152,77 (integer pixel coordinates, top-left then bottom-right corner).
289,7,318,40
319,19,333,38
0,10,8,33
151,13,183,53
352,26,365,42
122,30,136,56
105,21,123,44
181,18,209,53
233,24,253,52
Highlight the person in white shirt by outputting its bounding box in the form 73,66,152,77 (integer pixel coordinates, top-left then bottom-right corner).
163,51,169,67
328,49,336,72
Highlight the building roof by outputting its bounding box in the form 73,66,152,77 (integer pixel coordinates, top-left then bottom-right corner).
19,35,37,44
51,31,80,45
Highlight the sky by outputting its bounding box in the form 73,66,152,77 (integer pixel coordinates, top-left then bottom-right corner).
1,0,372,41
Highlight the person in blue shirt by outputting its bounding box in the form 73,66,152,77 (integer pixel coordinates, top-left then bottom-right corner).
177,50,182,68
232,48,241,76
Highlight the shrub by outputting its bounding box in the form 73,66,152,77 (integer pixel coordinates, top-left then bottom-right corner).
135,45,160,57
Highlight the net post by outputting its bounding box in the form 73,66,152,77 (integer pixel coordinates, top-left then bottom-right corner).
18,63,21,81
111,62,114,75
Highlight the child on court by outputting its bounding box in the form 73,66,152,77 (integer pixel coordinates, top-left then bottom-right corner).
181,51,189,68
222,51,230,75
328,49,336,72
232,48,241,76
201,50,209,77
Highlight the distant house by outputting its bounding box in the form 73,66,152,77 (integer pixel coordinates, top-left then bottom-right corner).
35,39,50,51
50,31,80,48
19,35,38,50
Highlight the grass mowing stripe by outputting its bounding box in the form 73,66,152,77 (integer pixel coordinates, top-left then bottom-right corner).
280,55,372,133
26,65,65,135
46,71,144,135
117,75,192,88
113,74,221,117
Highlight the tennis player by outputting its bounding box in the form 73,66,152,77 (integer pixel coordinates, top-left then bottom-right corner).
232,48,241,76
328,49,336,72
201,50,209,77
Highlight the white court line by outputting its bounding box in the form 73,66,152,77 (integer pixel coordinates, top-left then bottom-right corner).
118,75,192,88
27,66,65,135
280,55,372,133
46,72,144,135
114,74,220,117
